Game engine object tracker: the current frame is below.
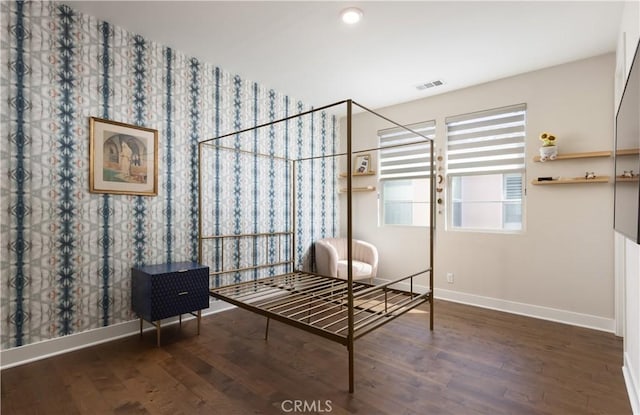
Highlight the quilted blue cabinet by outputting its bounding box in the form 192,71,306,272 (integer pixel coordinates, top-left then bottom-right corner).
131,261,210,346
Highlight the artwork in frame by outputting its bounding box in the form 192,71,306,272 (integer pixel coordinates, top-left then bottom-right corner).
89,117,158,196
354,153,372,175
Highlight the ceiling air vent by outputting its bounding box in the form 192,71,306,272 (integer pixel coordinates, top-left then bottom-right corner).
416,80,444,90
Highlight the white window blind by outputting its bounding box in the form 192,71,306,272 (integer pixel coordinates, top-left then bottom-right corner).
378,121,435,180
446,104,526,176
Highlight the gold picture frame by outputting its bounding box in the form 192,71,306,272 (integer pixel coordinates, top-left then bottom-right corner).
353,153,372,175
89,117,158,196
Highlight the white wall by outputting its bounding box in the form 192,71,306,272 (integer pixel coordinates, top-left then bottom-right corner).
341,52,616,331
623,233,640,414
617,1,640,413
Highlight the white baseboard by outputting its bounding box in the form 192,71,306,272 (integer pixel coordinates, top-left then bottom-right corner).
624,353,640,415
0,302,233,370
436,287,615,333
374,278,615,333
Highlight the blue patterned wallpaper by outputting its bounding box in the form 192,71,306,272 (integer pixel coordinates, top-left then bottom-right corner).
0,1,338,349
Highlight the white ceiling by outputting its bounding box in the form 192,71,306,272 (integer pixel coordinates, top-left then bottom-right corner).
65,1,624,110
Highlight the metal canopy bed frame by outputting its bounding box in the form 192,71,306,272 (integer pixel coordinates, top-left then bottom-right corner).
197,100,435,393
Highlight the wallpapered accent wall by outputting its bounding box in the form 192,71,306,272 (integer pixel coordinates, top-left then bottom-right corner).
0,1,338,349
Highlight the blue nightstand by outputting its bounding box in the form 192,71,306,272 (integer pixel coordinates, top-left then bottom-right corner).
131,261,210,346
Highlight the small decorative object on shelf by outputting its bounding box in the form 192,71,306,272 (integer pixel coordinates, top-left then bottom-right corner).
538,132,558,162
354,153,371,175
585,171,596,179
618,171,639,182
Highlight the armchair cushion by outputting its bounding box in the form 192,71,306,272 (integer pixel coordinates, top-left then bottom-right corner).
336,260,372,279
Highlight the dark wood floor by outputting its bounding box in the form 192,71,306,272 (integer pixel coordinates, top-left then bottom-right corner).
1,300,631,414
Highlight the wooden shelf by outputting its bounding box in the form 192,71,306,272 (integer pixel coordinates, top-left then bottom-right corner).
339,171,376,178
339,186,376,193
616,176,640,182
616,148,640,156
531,176,610,185
532,150,611,162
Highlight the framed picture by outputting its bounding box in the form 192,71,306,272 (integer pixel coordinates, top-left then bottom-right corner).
354,153,371,175
89,117,158,196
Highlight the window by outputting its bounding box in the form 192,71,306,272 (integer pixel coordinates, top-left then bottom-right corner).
381,179,430,226
378,121,435,226
503,173,523,229
447,104,526,232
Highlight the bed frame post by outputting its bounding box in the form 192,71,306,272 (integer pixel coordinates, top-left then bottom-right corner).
429,133,435,331
198,142,203,264
292,159,297,272
290,159,295,274
346,99,355,393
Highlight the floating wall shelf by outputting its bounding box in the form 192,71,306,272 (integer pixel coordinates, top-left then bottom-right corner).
531,176,610,185
532,150,612,162
339,171,376,178
616,176,640,182
339,186,376,193
616,148,640,156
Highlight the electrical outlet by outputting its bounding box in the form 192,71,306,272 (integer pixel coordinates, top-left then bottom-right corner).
446,272,454,284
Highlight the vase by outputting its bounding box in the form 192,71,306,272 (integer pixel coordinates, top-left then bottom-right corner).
539,146,558,162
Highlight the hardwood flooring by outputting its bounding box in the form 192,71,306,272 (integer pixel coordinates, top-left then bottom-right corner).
1,300,631,414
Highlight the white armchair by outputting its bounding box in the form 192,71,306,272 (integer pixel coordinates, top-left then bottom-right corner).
315,238,378,282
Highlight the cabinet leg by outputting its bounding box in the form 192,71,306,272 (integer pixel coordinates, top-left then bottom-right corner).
179,314,182,328
197,310,201,335
156,320,161,347
139,318,143,338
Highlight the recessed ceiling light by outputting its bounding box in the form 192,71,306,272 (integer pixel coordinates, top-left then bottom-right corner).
341,7,363,25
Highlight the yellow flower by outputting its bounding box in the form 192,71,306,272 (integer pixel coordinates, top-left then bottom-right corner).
539,132,557,147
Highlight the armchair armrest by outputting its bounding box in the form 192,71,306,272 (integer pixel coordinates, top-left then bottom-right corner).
353,239,378,278
315,240,339,277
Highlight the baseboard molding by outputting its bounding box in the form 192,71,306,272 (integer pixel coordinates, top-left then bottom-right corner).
437,287,616,333
374,278,615,333
0,302,233,370
624,353,640,415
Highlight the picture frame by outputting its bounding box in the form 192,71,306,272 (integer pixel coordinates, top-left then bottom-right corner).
353,153,372,175
89,117,158,196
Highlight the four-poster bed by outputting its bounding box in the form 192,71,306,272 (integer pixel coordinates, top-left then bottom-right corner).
198,100,435,393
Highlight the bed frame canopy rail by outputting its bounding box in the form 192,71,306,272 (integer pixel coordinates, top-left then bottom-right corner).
197,99,435,393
